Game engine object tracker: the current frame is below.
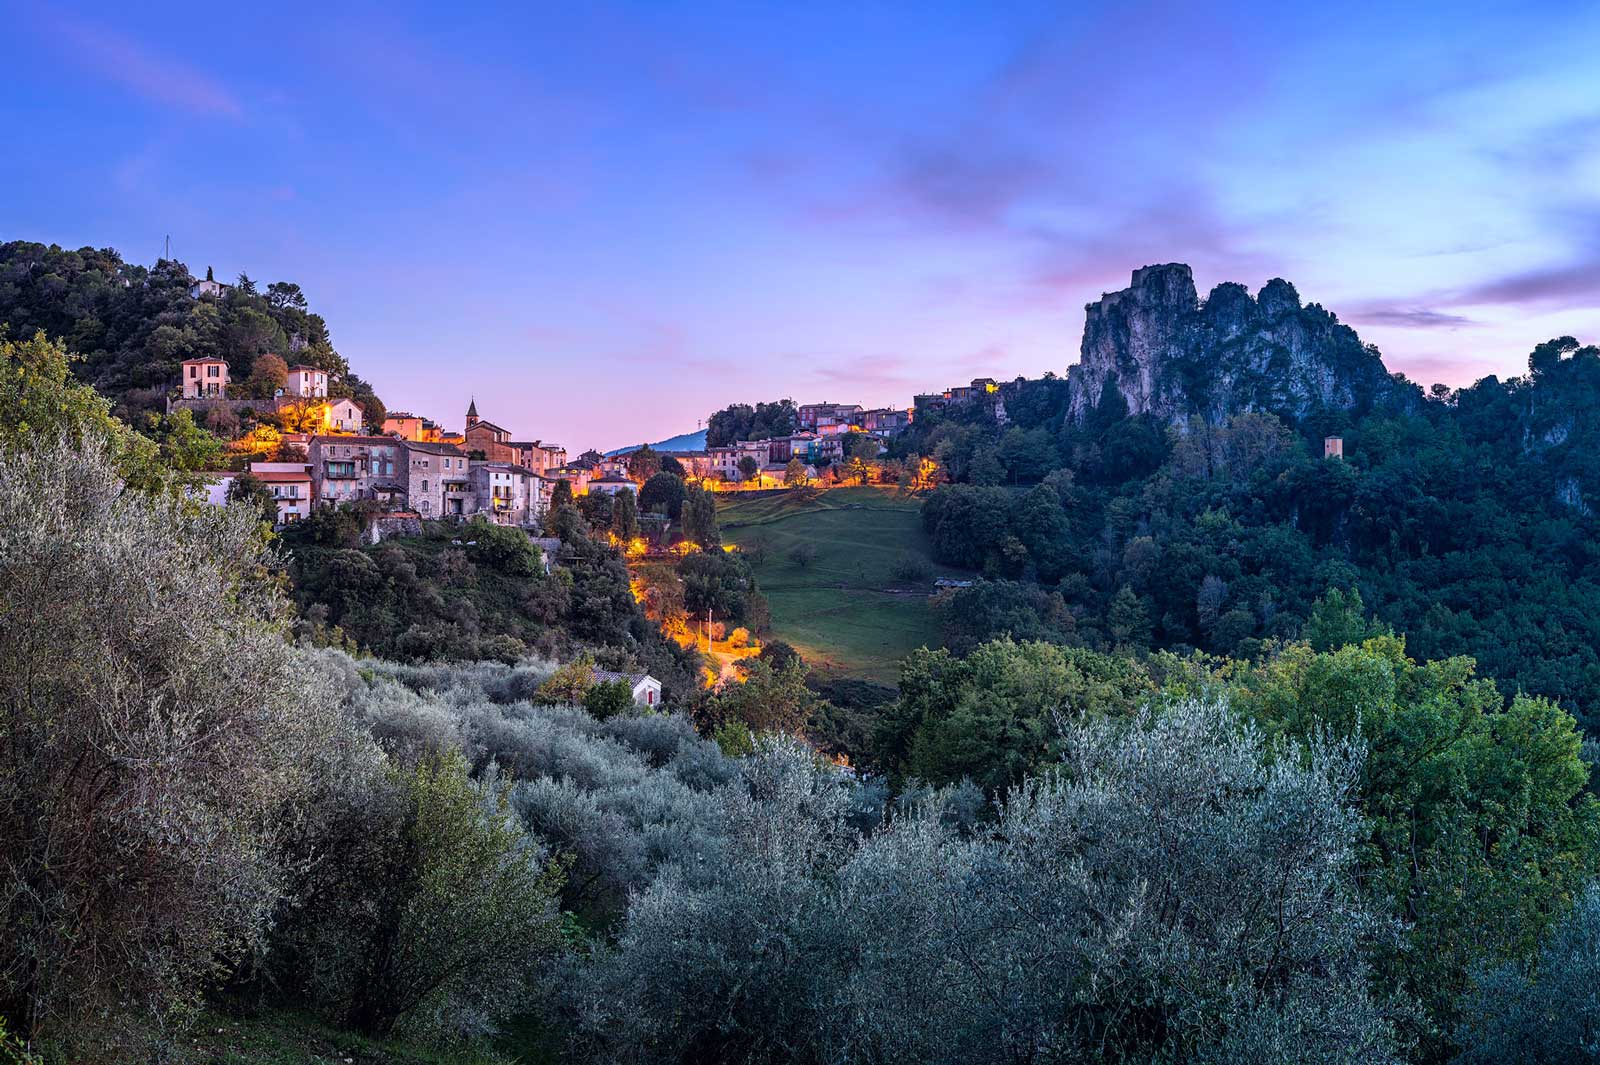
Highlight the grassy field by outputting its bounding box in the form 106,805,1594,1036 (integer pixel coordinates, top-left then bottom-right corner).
716,487,972,683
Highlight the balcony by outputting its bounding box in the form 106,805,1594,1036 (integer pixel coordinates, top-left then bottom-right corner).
324,463,358,480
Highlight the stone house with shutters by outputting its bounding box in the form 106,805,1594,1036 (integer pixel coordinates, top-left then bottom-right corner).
247,462,313,524
286,365,329,398
470,462,549,526
403,440,472,519
308,435,406,508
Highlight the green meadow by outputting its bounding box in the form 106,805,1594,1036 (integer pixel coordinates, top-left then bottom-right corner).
715,487,971,682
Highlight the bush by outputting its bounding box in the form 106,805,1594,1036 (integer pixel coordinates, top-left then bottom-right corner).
335,657,736,916
0,435,354,1047
1455,885,1600,1064
890,555,932,583
465,520,542,578
536,658,595,704
584,679,635,720
282,753,565,1042
572,701,1403,1065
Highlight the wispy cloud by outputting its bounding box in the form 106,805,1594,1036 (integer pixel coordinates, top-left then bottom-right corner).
36,11,242,119
1344,302,1474,328
1451,256,1600,310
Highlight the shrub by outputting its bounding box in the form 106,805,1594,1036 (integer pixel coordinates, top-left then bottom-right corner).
537,657,595,704
572,701,1404,1065
890,555,932,583
284,753,565,1042
1454,885,1600,1064
0,435,352,1047
584,679,635,720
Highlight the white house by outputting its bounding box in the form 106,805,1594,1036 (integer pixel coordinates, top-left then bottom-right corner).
248,463,313,524
587,473,637,497
591,669,662,709
189,277,230,299
325,397,364,433
285,364,329,398
180,357,229,398
196,471,237,506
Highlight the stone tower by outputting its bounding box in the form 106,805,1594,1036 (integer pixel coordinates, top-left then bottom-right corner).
466,397,479,431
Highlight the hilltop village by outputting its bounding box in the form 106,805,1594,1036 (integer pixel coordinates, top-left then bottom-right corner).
178,348,1001,531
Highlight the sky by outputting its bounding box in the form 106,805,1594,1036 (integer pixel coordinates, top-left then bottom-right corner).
3,1,1600,451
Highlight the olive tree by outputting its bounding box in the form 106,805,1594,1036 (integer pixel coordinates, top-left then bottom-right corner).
0,434,349,1045
1454,884,1600,1064
573,701,1406,1065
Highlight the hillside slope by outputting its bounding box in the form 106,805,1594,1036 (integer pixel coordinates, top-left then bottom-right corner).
716,487,972,681
605,428,708,455
0,241,381,419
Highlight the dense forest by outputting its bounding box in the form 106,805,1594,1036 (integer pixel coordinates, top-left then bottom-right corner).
896,336,1600,728
0,241,385,422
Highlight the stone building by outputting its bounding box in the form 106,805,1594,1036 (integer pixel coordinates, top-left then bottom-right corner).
470,462,548,525
308,435,406,508
403,440,471,518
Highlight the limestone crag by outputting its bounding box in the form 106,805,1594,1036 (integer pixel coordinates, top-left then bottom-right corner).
1067,264,1416,425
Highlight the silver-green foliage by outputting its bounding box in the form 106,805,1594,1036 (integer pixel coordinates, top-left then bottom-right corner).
1454,884,1600,1064
330,656,739,911
575,701,1405,1064
0,435,356,1042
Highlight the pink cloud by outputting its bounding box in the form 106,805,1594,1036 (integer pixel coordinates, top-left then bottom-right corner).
39,12,242,119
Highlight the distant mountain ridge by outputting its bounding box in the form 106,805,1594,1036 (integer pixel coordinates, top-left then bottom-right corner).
1066,263,1420,426
605,428,708,456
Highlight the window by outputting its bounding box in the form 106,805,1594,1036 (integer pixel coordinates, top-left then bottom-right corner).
208,365,220,377
188,366,197,378
421,479,428,491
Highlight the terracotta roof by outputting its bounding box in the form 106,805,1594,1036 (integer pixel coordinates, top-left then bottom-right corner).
404,441,466,456
466,419,511,435
289,364,326,373
477,461,535,475
250,470,311,483
309,434,398,445
181,356,228,365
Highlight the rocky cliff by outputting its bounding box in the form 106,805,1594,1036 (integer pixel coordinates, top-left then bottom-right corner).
1066,264,1416,425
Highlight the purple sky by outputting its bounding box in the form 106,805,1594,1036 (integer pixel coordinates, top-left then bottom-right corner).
4,2,1600,451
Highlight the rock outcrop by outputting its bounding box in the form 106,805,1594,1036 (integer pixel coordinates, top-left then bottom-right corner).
1066,264,1416,425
